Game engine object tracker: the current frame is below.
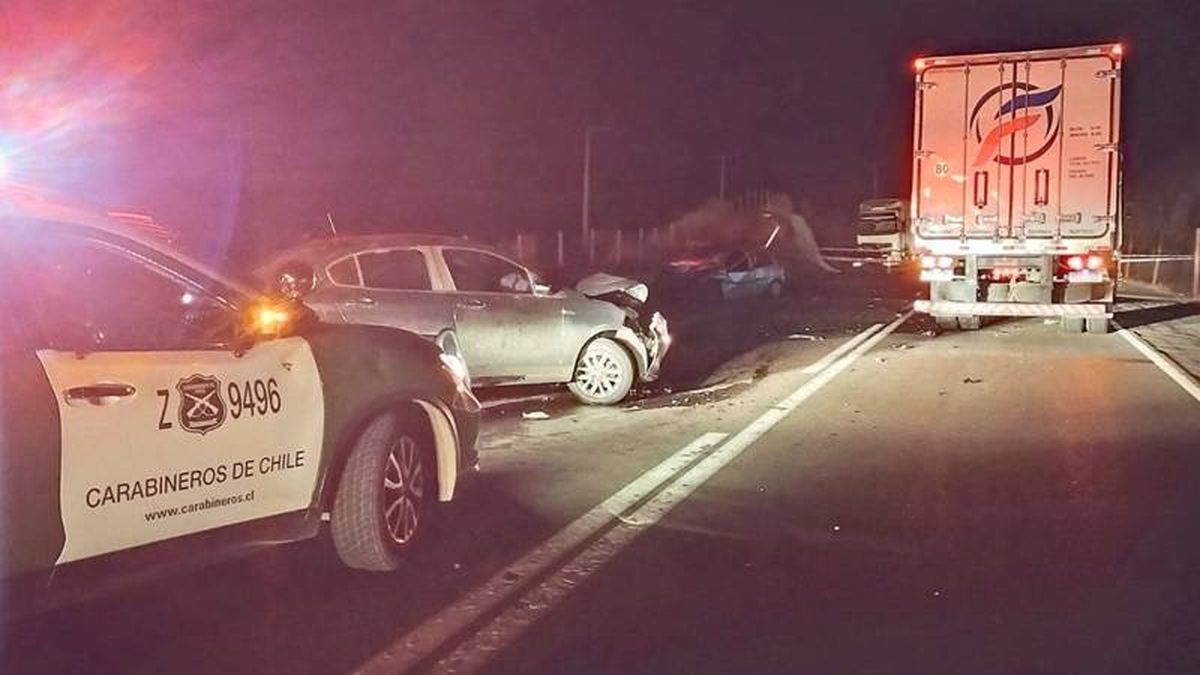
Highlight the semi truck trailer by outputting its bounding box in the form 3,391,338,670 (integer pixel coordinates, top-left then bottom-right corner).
908,43,1123,332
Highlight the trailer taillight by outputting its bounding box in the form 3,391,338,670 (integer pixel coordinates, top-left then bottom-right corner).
1086,254,1106,271
1066,255,1085,271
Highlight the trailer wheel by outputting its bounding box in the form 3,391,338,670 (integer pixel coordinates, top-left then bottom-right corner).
1060,317,1084,334
1086,317,1109,334
957,316,981,331
935,317,958,331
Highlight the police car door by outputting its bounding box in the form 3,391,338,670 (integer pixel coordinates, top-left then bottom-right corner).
12,228,324,566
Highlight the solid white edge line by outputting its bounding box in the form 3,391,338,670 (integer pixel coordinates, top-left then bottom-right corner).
427,310,915,673
801,322,885,374
1117,329,1200,404
355,431,729,675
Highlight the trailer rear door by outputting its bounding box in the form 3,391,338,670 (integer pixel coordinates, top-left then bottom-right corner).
914,47,1120,242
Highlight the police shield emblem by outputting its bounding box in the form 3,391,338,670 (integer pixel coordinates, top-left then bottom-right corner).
177,374,227,435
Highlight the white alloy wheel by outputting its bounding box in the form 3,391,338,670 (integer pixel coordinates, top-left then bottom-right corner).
567,337,635,405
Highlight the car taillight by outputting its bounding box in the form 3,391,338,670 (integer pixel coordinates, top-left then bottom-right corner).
1066,255,1085,271
1086,254,1105,271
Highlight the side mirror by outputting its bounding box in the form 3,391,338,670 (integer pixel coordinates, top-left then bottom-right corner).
275,261,316,299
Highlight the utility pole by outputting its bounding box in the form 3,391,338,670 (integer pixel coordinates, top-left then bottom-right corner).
581,126,608,240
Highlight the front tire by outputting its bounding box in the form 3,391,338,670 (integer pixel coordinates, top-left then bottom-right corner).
957,315,982,331
331,412,434,571
568,337,635,405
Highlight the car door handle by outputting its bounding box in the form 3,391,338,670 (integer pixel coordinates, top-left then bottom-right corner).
459,299,487,310
64,384,137,406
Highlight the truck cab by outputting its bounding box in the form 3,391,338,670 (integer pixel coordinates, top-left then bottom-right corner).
856,198,910,267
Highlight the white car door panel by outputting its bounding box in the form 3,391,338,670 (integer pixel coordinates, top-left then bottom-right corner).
37,338,325,564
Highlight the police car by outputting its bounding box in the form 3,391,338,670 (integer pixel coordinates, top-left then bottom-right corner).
0,196,480,615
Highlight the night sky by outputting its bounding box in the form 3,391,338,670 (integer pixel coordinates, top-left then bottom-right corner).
3,0,1198,262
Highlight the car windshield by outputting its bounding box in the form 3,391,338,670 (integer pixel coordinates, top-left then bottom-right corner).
3,4,1198,675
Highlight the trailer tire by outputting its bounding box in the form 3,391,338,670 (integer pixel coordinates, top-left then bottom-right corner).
1060,317,1084,334
1086,317,1109,334
957,315,981,331
935,317,958,331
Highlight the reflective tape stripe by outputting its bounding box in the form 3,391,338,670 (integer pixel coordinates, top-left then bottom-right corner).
914,300,1110,318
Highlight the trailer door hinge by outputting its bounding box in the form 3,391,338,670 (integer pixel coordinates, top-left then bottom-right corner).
914,149,935,159
1092,215,1116,224
917,81,938,90
1094,142,1119,153
1095,69,1121,79
944,215,965,225
1057,213,1082,224
1022,212,1047,224
976,214,999,225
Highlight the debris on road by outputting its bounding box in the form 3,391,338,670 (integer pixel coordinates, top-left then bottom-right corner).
892,343,913,350
962,377,983,384
788,333,824,341
874,357,888,364
522,411,551,420
753,365,770,380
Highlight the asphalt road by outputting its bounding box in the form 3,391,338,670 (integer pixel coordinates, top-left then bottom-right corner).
5,273,1200,675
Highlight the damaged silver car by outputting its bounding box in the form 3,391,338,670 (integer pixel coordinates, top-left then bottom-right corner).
257,235,669,405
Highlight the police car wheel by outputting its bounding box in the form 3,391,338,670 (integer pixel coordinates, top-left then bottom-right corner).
331,411,434,571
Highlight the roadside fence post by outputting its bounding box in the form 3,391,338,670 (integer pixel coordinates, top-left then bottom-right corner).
1151,234,1163,287
557,230,565,269
1193,227,1199,300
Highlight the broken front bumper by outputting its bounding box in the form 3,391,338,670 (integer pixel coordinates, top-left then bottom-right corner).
642,312,670,381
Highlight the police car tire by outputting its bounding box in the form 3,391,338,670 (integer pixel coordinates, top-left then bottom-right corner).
331,412,433,571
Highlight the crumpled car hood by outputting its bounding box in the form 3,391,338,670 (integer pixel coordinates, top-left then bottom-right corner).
575,272,649,303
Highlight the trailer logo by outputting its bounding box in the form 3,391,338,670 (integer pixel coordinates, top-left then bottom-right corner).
177,374,227,435
970,83,1061,167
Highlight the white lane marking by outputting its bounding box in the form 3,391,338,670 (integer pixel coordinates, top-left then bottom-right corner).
355,432,728,675
420,310,915,674
801,322,885,374
1118,329,1200,404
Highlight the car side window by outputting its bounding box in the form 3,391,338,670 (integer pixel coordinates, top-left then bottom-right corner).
327,256,361,286
443,249,531,294
358,249,431,290
10,235,238,351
